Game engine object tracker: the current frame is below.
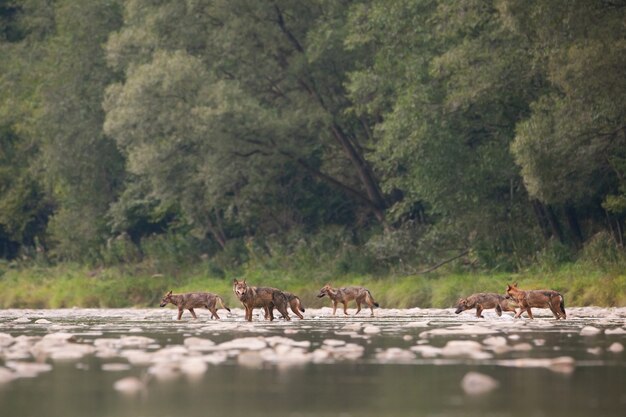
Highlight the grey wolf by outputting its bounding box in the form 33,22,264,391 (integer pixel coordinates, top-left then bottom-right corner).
454,292,517,318
159,290,230,320
505,283,566,319
232,279,291,321
317,283,379,316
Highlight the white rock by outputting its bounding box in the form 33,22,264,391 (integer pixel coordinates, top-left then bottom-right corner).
441,340,492,359
215,337,267,351
482,336,507,347
461,372,499,395
607,342,624,353
420,325,499,338
113,377,144,395
323,339,346,347
0,367,15,384
586,347,602,355
102,363,132,372
375,348,415,363
410,345,442,358
605,327,626,335
184,337,216,351
237,351,264,368
34,319,52,324
363,325,381,334
580,326,602,336
0,333,14,347
12,317,31,323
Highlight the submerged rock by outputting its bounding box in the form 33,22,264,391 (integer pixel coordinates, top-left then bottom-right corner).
461,372,499,395
608,342,624,353
580,326,602,336
113,376,145,395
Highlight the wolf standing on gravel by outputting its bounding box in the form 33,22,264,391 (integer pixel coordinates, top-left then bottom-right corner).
159,291,231,320
505,283,566,320
317,284,379,316
232,279,291,322
454,293,517,318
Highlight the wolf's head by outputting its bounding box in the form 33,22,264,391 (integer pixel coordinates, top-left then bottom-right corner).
317,283,332,298
160,290,173,307
232,279,249,299
454,298,469,314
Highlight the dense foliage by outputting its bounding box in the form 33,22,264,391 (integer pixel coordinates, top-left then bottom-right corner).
1,0,625,274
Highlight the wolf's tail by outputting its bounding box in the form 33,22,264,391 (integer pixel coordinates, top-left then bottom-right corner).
367,290,380,308
218,296,231,312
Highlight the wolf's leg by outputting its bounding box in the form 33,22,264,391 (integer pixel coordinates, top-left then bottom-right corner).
547,302,560,319
495,304,503,317
177,308,184,320
525,307,534,319
476,306,484,318
189,308,198,319
210,307,220,320
355,301,362,315
342,302,349,315
291,303,304,319
332,301,338,315
245,306,253,321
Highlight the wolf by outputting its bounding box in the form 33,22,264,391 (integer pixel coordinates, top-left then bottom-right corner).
232,279,291,322
284,291,305,319
317,283,379,316
454,293,518,318
159,290,231,320
505,282,566,319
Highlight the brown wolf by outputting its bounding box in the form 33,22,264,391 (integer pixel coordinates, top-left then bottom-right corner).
159,291,231,320
273,291,305,319
232,279,291,322
317,284,379,316
454,293,518,318
505,283,566,319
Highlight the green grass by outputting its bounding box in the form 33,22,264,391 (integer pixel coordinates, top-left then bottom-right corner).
0,260,624,309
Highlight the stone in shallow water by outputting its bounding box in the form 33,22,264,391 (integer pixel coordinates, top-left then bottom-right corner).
215,337,267,351
441,340,492,360
375,348,416,363
113,377,145,395
605,327,626,335
580,326,602,336
608,342,624,353
184,337,216,351
0,367,15,384
461,372,499,395
363,325,381,334
0,333,14,347
102,363,132,372
419,325,499,338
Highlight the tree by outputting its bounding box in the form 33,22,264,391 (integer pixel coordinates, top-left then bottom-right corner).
104,0,389,251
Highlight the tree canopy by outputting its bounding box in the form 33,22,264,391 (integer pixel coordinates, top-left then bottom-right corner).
1,0,624,269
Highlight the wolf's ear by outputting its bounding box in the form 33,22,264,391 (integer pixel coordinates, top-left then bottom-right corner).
243,279,246,284
167,290,172,295
233,278,238,284
506,284,512,290
512,282,518,287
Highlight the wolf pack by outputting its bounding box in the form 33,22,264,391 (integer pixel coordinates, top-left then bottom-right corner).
160,280,566,321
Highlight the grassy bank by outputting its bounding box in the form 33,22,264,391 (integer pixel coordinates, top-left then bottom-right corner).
0,260,624,309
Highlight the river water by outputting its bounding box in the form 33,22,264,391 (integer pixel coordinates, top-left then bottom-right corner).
0,306,625,417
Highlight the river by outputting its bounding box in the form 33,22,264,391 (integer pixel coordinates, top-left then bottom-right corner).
1,306,625,417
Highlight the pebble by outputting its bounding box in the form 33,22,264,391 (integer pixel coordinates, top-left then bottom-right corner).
608,342,624,353
580,326,602,336
461,372,499,395
113,377,144,395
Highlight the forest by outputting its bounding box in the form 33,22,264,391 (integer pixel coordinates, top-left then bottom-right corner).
1,0,625,306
